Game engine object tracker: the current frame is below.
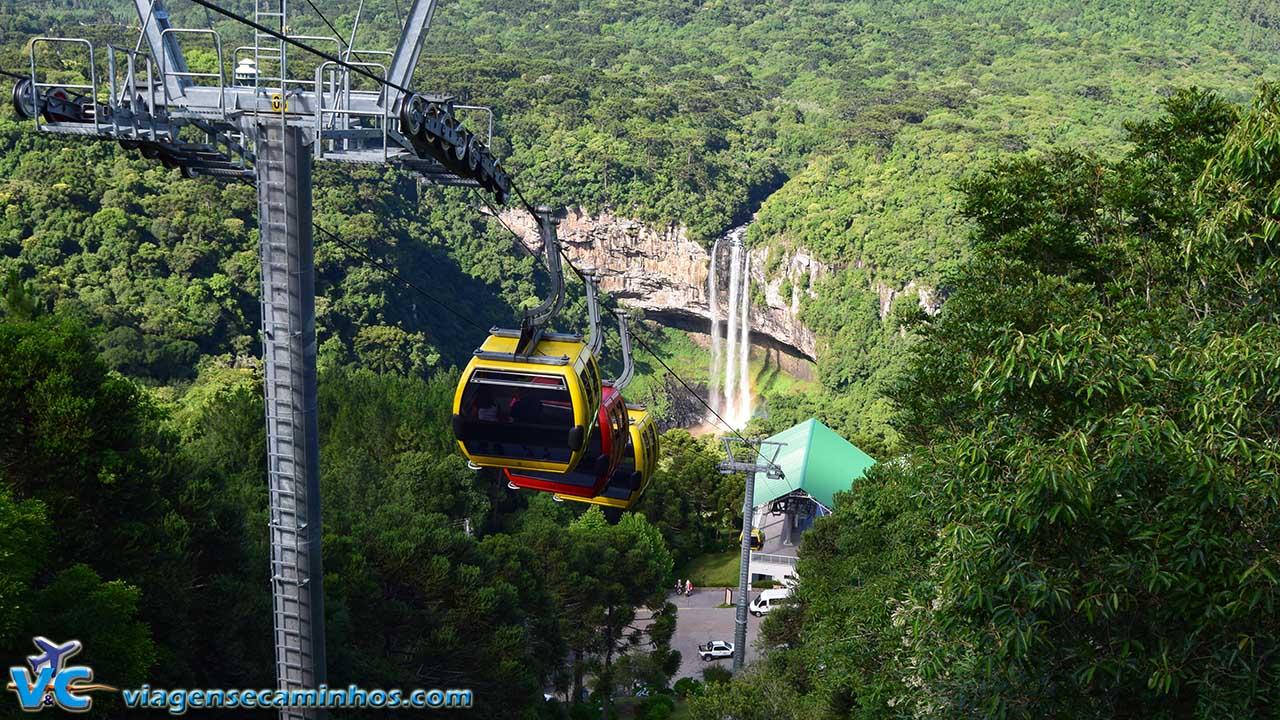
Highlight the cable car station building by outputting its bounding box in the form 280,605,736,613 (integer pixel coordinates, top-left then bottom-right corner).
748,419,877,582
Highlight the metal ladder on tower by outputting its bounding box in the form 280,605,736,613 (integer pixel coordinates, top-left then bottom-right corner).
254,0,287,100
257,18,322,704
259,125,319,717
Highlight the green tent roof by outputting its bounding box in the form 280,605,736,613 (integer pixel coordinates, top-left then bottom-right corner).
752,418,877,509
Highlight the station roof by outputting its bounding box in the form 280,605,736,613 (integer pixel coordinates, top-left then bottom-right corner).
752,418,876,509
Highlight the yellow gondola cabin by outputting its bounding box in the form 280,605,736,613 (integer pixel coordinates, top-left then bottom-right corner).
553,403,658,510
452,330,602,474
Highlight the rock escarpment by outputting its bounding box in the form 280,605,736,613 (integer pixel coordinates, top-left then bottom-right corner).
498,207,825,361
495,207,941,362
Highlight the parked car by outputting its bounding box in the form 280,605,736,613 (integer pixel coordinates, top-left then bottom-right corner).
750,588,793,616
698,640,734,661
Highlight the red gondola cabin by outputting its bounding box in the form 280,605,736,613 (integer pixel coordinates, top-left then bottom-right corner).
504,384,630,497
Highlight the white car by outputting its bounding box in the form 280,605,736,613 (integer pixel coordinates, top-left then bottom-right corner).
750,588,793,616
698,640,734,661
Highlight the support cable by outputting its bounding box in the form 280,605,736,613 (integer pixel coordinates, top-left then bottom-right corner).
183,1,789,474
310,221,487,333
189,0,409,95
470,188,539,261
301,0,368,65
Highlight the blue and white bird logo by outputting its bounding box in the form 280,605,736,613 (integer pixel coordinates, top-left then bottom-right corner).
6,637,116,712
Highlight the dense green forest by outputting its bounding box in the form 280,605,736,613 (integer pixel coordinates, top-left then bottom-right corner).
2,0,1279,718
702,86,1280,719
4,0,1279,455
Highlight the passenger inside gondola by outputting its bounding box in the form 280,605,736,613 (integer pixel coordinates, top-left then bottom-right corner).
475,387,502,422
456,369,579,463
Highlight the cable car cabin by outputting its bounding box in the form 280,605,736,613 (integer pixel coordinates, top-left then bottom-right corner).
739,528,765,551
553,404,659,510
453,332,602,473
504,385,630,497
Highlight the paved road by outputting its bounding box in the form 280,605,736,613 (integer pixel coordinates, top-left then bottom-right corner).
667,588,764,680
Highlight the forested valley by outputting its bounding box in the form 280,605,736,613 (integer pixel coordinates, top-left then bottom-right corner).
1,1,1278,718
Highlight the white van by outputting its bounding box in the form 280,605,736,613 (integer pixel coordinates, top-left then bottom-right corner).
749,588,792,616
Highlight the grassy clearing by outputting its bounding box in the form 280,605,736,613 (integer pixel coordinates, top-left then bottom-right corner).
679,550,742,587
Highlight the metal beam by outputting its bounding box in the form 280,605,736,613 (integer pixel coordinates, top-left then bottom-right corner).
257,120,326,720
382,0,438,108
610,311,635,391
517,207,566,351
719,439,785,672
133,0,191,100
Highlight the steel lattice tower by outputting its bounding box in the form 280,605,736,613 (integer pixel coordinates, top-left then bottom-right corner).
18,1,512,716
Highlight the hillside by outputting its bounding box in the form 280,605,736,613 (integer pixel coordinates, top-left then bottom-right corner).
2,2,1279,718
3,1,1277,452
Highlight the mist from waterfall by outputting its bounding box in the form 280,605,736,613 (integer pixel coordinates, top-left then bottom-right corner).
737,251,751,422
707,225,752,429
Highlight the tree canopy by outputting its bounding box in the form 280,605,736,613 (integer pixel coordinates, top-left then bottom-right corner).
729,86,1280,720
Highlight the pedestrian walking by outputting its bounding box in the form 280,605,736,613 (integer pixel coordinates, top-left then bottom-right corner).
685,579,693,596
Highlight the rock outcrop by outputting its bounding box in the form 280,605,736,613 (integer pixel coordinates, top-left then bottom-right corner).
876,280,944,319
497,207,826,361
495,206,938,362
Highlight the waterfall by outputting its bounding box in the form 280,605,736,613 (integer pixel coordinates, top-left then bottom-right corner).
736,251,751,425
708,236,722,414
707,224,753,429
723,239,741,423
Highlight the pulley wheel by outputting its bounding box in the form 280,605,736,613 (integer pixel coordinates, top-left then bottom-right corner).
11,78,36,120
406,95,426,136
466,137,480,171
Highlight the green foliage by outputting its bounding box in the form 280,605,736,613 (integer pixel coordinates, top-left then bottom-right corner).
636,430,738,567
1,269,38,320
638,692,676,720
0,317,271,706
23,564,155,690
688,667,812,720
672,677,703,699
0,488,47,647
699,665,732,685
488,505,676,711
766,87,1280,719
0,105,544,383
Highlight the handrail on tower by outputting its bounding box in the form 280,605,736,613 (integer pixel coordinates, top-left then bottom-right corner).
158,28,225,116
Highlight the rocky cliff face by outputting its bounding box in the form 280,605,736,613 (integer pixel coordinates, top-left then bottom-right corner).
876,280,945,319
495,207,936,362
498,207,826,361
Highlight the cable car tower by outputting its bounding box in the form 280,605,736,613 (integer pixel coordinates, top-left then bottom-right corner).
16,1,513,716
